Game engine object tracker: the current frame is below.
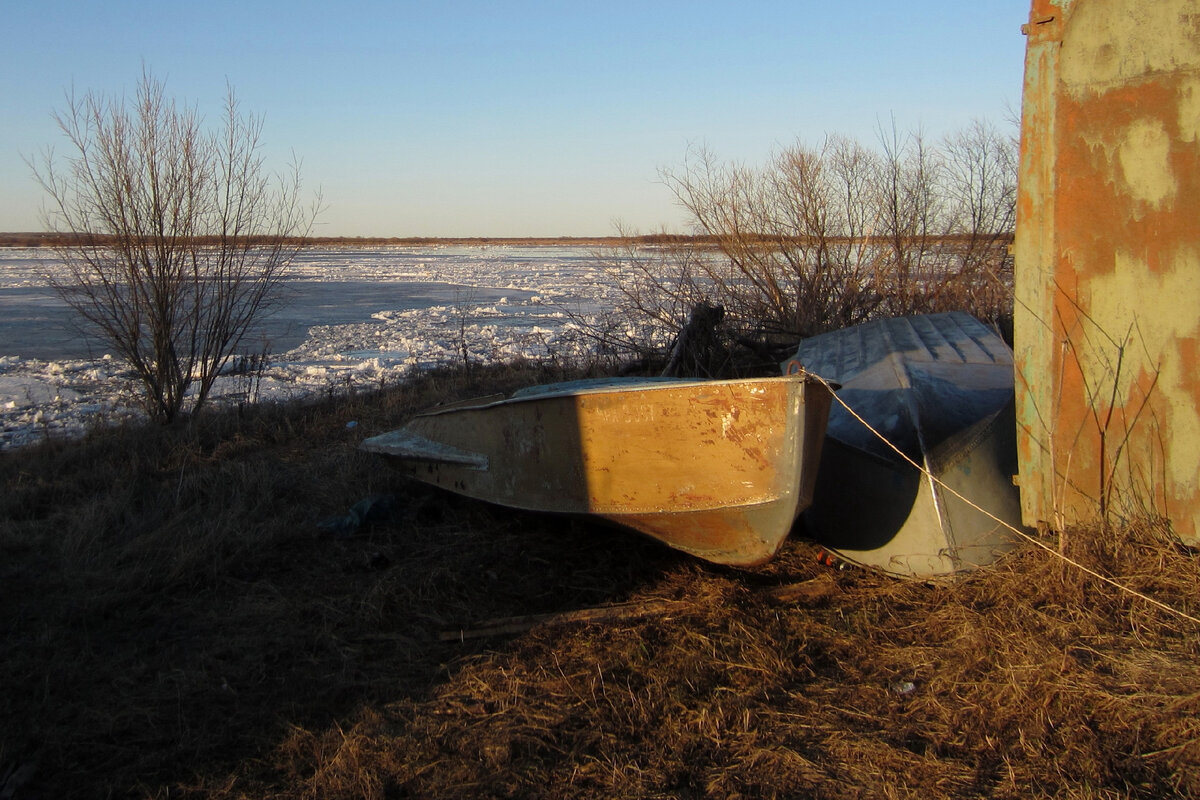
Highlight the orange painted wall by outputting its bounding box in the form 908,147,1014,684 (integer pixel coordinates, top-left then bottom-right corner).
1014,0,1200,539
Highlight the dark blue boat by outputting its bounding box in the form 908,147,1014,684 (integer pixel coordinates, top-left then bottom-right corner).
787,312,1025,578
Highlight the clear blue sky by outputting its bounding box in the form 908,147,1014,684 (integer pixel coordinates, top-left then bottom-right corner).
2,1,1030,238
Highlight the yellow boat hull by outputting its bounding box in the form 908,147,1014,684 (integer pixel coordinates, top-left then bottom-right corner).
362,375,832,566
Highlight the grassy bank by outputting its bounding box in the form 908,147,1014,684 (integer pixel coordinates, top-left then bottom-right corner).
1,362,1197,798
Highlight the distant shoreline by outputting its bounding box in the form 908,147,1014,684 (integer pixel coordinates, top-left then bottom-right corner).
0,232,1011,249
0,232,683,248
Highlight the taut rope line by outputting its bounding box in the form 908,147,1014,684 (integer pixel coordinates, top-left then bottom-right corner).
803,370,1200,627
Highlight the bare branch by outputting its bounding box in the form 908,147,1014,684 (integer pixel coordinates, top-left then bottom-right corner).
29,71,319,421
601,119,1017,371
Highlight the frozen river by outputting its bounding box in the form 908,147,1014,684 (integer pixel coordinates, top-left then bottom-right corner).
0,279,538,361
0,244,647,448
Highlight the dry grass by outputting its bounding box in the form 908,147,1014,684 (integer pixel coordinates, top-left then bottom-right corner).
2,362,1198,799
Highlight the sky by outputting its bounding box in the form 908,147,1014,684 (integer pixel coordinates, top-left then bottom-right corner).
1,1,1030,238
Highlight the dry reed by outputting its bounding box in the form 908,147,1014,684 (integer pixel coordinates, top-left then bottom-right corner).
2,361,1197,799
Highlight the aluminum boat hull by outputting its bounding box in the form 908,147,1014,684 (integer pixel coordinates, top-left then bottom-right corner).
362,375,833,566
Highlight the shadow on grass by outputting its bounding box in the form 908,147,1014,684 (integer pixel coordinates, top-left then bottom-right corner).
0,363,687,798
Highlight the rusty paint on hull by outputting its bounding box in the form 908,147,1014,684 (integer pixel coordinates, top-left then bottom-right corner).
361,375,833,566
1014,0,1200,539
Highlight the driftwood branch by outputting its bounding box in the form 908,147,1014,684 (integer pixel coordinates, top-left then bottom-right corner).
661,302,724,378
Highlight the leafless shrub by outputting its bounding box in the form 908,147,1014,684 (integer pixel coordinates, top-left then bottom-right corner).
28,70,320,422
599,119,1018,369
663,137,888,339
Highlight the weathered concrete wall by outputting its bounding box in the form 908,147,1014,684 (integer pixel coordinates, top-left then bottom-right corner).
1014,0,1200,539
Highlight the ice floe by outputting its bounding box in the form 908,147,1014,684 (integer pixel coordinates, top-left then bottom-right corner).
0,244,655,450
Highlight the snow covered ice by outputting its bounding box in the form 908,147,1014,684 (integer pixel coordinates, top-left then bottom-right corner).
0,244,645,449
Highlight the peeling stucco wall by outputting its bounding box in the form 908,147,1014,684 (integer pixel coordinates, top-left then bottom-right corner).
1014,0,1200,539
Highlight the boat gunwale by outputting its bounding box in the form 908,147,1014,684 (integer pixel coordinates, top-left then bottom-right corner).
411,373,824,419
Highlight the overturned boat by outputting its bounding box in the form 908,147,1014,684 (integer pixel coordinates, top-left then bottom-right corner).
361,374,833,567
788,312,1025,578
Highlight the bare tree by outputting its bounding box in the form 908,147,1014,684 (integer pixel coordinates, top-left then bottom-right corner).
29,71,318,422
870,117,1018,321
599,119,1018,374
873,120,948,316
938,118,1019,323
654,139,888,341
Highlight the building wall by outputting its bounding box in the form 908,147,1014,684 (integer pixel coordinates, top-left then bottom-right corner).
1013,0,1200,539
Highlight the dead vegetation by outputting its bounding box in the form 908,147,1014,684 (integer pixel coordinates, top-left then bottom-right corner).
1,362,1198,799
594,121,1018,375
